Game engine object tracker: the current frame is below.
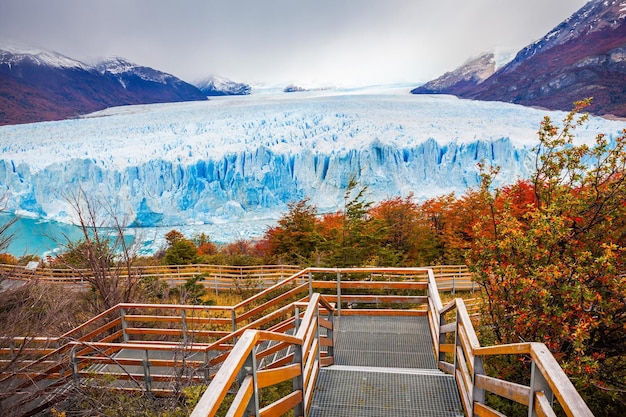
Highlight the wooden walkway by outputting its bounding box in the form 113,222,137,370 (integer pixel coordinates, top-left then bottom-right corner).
309,315,462,417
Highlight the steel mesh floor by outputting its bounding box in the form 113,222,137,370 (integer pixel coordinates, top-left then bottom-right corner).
309,368,463,417
334,315,437,369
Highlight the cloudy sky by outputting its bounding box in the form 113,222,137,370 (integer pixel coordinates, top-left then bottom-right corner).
0,0,588,87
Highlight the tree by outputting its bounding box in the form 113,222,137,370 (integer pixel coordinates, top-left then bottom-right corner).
467,101,626,416
262,198,321,265
324,179,397,267
369,195,438,265
56,189,144,313
163,230,199,265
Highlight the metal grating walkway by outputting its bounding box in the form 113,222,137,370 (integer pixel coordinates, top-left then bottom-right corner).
310,315,463,417
334,315,437,369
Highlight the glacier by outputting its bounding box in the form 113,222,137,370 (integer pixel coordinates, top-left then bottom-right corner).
1,85,625,255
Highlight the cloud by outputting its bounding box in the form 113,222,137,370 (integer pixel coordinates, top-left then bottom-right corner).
0,0,589,86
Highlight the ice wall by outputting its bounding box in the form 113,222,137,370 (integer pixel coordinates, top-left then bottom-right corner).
1,88,624,231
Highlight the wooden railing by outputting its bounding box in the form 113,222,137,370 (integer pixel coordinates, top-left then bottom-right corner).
1,266,593,417
190,293,334,417
0,262,476,293
431,295,594,417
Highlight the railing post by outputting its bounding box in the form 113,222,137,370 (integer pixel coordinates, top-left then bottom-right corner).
231,309,237,332
120,308,129,342
293,343,306,417
472,355,486,413
315,304,322,365
336,270,342,319
203,350,211,382
143,350,152,393
452,271,456,295
326,307,334,359
528,360,553,417
181,309,188,345
70,346,79,384
438,311,448,363
294,306,301,332
308,271,313,297
241,350,260,417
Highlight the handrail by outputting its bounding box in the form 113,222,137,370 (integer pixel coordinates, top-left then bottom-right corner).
1,263,475,293
1,266,595,417
433,293,594,417
190,293,334,417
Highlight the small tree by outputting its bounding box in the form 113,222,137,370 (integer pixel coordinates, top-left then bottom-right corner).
467,101,626,416
56,189,144,312
163,230,199,265
263,198,321,265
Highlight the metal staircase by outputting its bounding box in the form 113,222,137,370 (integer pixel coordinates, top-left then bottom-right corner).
309,315,462,416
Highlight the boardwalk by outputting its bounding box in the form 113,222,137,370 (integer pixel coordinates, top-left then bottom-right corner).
310,315,463,417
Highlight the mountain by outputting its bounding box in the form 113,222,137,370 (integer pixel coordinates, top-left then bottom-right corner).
0,44,207,126
411,51,514,95
413,0,626,117
2,88,624,251
95,57,208,103
194,75,251,96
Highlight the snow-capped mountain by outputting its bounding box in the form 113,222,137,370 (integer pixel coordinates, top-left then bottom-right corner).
0,42,88,70
194,75,251,96
0,45,207,126
411,51,514,95
94,57,208,102
1,88,624,251
414,0,626,117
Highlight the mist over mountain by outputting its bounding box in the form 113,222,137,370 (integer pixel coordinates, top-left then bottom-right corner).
194,75,251,96
413,0,626,118
0,44,207,126
411,51,515,96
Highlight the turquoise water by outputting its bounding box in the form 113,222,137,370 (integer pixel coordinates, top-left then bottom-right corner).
0,214,85,257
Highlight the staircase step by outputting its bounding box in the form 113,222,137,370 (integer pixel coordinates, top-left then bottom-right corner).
309,367,463,417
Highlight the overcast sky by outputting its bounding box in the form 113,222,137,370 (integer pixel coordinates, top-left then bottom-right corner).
0,0,589,87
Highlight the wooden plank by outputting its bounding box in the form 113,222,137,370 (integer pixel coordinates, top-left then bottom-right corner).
236,283,308,323
319,337,333,347
475,374,530,406
265,353,296,369
455,300,480,349
439,322,456,334
438,361,454,375
474,402,508,417
259,390,303,417
474,343,532,356
256,341,291,361
534,391,558,417
456,368,473,417
225,375,254,417
457,323,475,375
320,356,333,367
304,359,320,414
440,343,454,353
529,343,594,417
257,363,301,389
456,345,473,403
312,280,428,290
318,316,333,330
303,340,318,386
190,330,259,417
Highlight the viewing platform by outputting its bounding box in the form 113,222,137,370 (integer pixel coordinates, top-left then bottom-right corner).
0,267,594,417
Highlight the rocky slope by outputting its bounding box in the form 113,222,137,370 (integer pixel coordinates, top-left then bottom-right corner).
413,0,626,118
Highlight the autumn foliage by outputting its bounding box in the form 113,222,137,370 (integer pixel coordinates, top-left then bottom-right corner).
467,101,626,415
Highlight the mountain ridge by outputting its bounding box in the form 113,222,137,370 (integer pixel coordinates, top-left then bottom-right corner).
412,0,626,118
0,45,207,126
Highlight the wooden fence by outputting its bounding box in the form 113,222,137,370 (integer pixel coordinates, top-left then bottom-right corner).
0,263,476,293
0,267,594,417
